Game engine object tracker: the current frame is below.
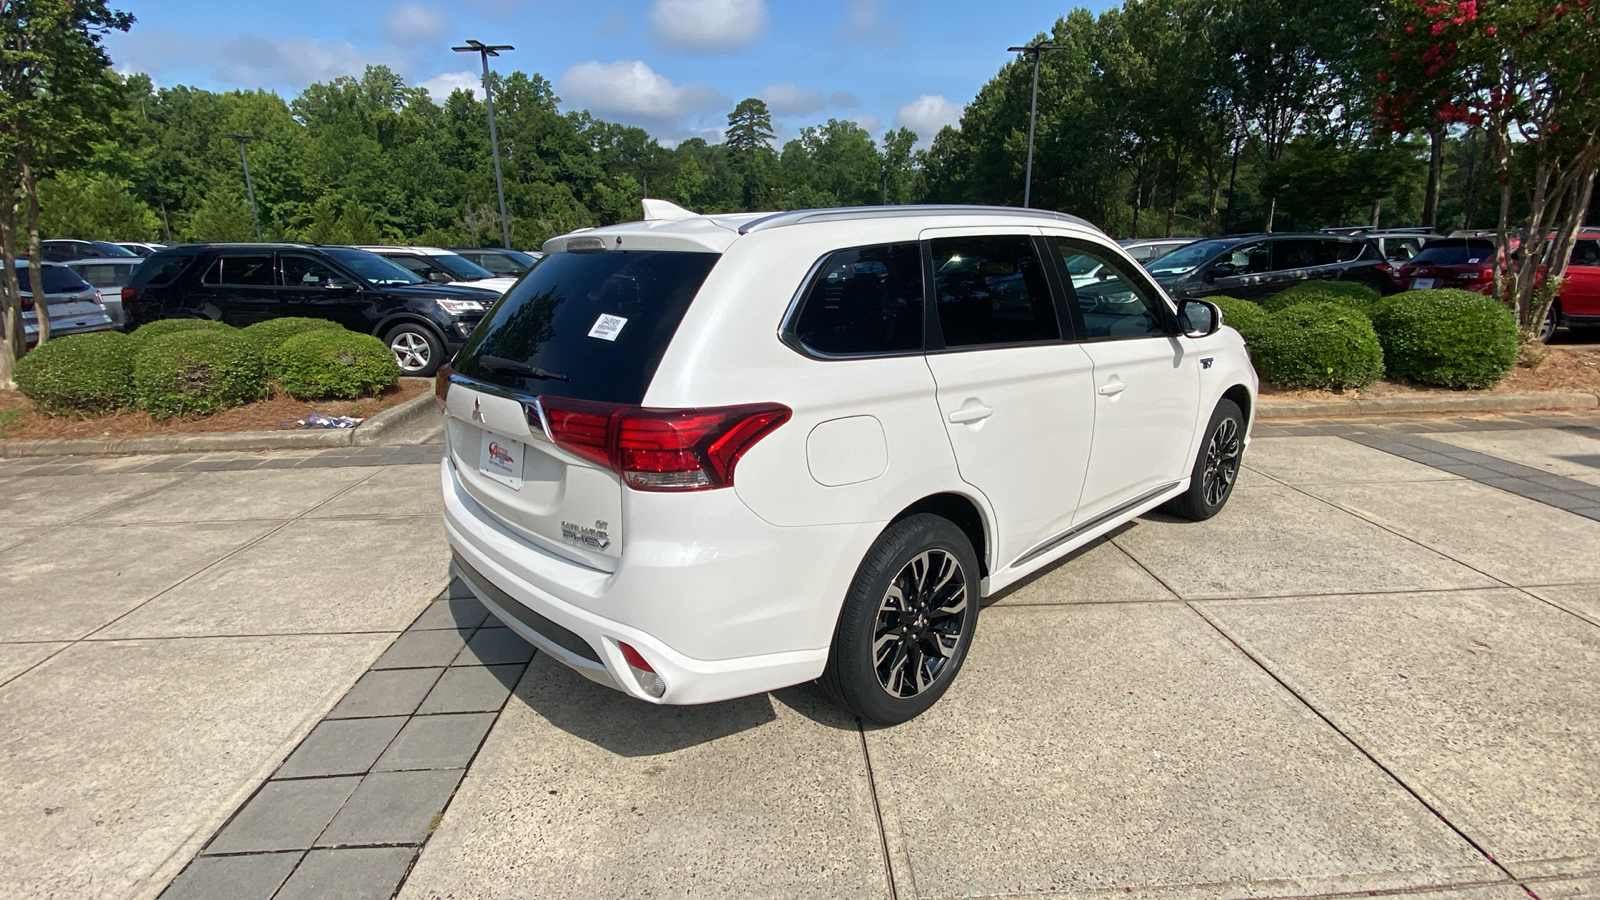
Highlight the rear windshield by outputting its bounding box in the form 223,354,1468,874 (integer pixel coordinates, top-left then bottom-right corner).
1145,239,1234,277
17,266,92,294
1411,241,1495,265
129,252,196,287
453,250,719,405
72,262,139,287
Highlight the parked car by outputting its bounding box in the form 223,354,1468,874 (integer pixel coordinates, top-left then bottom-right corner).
1544,230,1600,342
39,239,138,262
354,245,518,295
439,203,1257,724
14,261,115,346
121,243,499,376
451,247,542,277
65,257,143,329
1392,237,1499,294
1361,230,1442,264
1143,233,1394,301
1118,237,1194,264
116,242,169,257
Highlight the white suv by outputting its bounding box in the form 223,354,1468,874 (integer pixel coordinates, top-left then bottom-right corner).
438,204,1257,724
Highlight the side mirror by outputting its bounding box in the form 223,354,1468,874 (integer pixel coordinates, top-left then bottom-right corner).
324,276,358,290
428,272,454,284
1178,299,1221,338
1208,262,1236,280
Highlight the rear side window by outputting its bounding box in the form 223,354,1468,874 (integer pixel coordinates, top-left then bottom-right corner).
931,235,1058,348
453,250,718,405
1412,241,1495,265
1272,240,1330,270
1330,240,1368,263
129,253,194,287
789,243,923,356
202,255,275,286
1570,240,1599,266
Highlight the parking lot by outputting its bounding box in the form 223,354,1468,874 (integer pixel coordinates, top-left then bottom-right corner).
2,413,1599,900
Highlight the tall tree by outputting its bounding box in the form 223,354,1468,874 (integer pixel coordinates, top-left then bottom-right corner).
725,98,776,209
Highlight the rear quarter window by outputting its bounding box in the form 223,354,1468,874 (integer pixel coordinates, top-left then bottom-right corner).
452,250,719,405
787,243,924,356
129,253,196,287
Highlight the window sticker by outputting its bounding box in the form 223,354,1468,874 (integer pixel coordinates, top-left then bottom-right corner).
588,313,627,341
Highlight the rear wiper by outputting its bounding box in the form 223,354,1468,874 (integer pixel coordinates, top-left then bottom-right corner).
479,355,570,382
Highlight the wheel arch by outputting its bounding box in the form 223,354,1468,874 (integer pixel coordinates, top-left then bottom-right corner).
1221,383,1253,429
889,492,991,580
372,312,447,341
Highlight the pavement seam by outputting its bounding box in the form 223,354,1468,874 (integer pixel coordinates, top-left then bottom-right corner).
1186,602,1529,894
854,721,905,900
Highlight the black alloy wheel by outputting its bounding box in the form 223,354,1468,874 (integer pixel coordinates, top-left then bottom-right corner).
1166,398,1245,521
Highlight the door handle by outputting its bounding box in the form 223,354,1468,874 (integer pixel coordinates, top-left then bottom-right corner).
1097,381,1127,397
947,403,994,424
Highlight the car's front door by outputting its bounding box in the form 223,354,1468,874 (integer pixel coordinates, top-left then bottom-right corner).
920,230,1097,571
197,251,279,324
279,253,371,331
1202,241,1274,299
1046,234,1202,522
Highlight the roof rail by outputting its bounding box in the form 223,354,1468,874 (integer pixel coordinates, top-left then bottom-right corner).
737,204,1095,235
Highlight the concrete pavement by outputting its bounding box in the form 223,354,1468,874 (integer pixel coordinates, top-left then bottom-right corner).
2,413,1600,899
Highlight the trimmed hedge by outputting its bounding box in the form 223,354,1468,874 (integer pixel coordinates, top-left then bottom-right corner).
1209,295,1270,341
242,316,343,352
267,329,400,400
1262,280,1383,314
1371,288,1517,389
14,331,137,415
133,329,268,418
128,318,232,353
1250,303,1385,390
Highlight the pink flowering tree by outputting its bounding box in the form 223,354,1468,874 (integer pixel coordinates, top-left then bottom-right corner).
1378,0,1599,337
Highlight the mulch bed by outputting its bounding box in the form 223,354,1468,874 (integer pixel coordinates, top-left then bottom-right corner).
1261,344,1600,401
0,379,428,441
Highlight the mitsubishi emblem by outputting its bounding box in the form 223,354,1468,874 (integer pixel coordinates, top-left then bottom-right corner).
472,398,485,423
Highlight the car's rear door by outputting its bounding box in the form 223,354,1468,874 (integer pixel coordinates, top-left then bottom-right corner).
196,251,280,325
1562,239,1600,317
920,229,1096,570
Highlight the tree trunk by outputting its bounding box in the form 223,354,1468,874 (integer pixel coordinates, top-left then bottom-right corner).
0,198,23,389
1371,198,1383,228
21,156,48,345
1423,128,1443,228
1264,197,1276,233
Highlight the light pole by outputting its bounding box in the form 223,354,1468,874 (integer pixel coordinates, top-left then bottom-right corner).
1006,42,1066,208
220,133,261,240
453,39,515,249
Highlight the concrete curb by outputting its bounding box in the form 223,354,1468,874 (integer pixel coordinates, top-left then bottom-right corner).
1258,390,1600,419
0,379,438,458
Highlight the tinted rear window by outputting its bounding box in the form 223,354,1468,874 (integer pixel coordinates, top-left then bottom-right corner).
1411,241,1495,265
74,263,137,287
453,250,719,405
790,243,924,356
17,266,91,294
129,252,196,287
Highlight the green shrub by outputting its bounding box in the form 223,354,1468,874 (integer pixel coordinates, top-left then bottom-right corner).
1208,295,1270,341
133,329,267,418
1371,288,1517,389
128,318,232,353
267,329,400,400
1250,303,1386,390
14,332,136,415
1262,280,1383,314
241,317,343,352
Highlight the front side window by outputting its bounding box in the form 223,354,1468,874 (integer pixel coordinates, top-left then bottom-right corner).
281,255,343,286
790,243,924,356
203,255,275,286
1571,240,1600,267
1218,242,1271,276
931,235,1058,348
1054,239,1171,340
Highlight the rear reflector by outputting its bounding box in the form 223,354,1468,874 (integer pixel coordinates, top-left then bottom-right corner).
541,397,790,491
619,642,665,698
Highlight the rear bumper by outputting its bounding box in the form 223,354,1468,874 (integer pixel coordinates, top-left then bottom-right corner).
441,458,875,705
24,316,115,345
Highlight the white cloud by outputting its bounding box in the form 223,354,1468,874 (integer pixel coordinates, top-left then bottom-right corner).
853,114,882,135
828,89,860,108
382,4,450,46
649,0,768,54
761,81,823,117
559,59,723,125
421,70,480,101
894,94,964,147
840,0,905,43
214,34,391,87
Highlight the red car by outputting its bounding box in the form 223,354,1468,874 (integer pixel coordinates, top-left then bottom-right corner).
1393,238,1499,294
1547,231,1600,341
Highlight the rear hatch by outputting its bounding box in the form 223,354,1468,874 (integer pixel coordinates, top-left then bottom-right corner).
1400,240,1496,289
443,248,720,571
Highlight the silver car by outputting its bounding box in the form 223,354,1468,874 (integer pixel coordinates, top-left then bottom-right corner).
17,262,116,345
65,257,142,329
1119,237,1196,264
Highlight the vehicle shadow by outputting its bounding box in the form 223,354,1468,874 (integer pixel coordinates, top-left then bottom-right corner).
978,522,1140,609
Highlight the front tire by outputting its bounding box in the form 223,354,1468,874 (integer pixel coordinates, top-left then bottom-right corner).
383,323,446,377
1166,398,1245,521
821,514,980,726
1538,302,1560,344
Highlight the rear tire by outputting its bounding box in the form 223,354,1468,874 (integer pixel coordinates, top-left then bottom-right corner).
383,323,445,377
821,514,980,726
1165,398,1245,521
1539,302,1560,344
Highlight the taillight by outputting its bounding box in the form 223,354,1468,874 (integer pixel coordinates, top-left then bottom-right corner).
540,397,791,491
1374,262,1391,273
434,364,453,412
619,642,665,698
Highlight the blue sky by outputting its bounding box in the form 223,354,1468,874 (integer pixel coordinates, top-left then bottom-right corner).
105,0,1105,149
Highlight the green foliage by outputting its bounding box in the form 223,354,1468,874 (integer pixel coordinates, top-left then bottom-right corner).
132,328,267,418
1263,280,1383,314
128,317,231,353
38,171,160,240
1250,303,1386,390
267,329,399,400
1209,295,1270,340
1371,289,1518,389
186,185,256,241
13,331,136,414
241,316,342,352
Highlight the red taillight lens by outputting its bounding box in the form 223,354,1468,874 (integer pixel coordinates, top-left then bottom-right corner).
618,641,665,698
1374,262,1391,273
540,397,791,491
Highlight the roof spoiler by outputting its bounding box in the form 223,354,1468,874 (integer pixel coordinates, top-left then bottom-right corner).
641,198,697,222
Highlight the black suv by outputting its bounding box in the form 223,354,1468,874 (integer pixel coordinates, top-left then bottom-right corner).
122,243,499,376
1142,233,1394,302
